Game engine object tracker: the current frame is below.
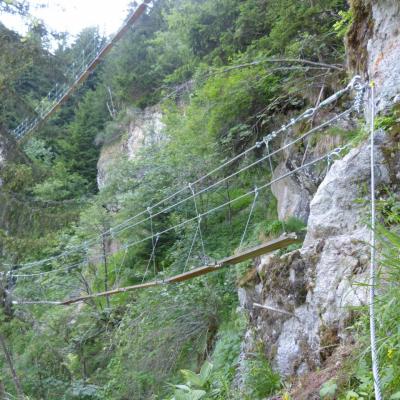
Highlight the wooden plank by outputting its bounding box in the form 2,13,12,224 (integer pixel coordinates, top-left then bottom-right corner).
61,280,162,306
12,234,300,306
56,234,299,306
165,266,217,283
219,233,299,266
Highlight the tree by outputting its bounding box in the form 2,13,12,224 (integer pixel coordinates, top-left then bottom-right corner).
0,335,24,399
0,0,28,15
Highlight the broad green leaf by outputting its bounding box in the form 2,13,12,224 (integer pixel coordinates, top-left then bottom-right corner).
199,361,213,385
180,369,203,387
320,379,337,398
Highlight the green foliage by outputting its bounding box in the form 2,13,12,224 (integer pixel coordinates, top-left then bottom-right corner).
24,137,54,165
375,104,400,138
0,0,353,399
333,9,354,38
170,361,213,400
63,88,109,191
320,379,338,399
0,163,34,193
243,344,281,399
33,162,88,201
65,381,102,400
338,196,400,398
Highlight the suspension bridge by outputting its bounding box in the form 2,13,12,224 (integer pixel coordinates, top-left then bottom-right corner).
0,1,383,394
11,0,154,141
1,76,365,306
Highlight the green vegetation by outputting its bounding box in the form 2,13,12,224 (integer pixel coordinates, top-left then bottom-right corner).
2,0,398,399
316,195,400,399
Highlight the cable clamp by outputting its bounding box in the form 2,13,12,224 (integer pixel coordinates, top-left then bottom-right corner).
302,108,315,119
328,144,349,161
347,75,363,91
263,132,275,143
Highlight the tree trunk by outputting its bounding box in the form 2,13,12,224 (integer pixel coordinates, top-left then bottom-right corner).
0,378,6,400
102,237,110,308
0,334,24,399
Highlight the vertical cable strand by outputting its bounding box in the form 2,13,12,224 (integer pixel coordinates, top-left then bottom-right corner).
369,81,382,400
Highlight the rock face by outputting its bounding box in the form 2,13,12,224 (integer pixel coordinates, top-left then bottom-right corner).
125,107,164,160
236,0,400,382
271,113,357,223
239,131,397,377
0,130,27,187
0,131,19,170
97,107,165,189
347,0,400,112
367,0,400,111
0,139,5,169
271,162,311,222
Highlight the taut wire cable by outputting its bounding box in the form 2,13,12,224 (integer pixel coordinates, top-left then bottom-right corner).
369,81,382,400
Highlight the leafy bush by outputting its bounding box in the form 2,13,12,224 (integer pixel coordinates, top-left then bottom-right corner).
339,197,400,398
243,344,281,399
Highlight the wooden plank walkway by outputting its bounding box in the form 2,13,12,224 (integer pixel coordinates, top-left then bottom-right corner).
58,233,300,306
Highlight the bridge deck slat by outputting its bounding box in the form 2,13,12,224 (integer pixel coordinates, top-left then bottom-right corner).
59,234,300,306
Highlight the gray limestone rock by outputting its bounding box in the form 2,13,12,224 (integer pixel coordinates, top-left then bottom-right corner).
238,131,398,377
271,162,311,223
367,0,400,112
97,106,165,189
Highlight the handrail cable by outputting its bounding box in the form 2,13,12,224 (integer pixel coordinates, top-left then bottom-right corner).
9,143,350,280
4,106,355,278
3,77,362,273
11,144,349,304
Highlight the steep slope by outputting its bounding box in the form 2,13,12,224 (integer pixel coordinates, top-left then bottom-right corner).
235,1,400,397
0,1,399,399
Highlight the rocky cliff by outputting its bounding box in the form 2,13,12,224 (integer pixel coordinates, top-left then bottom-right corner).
236,0,400,391
92,0,400,392
0,130,24,172
97,106,165,189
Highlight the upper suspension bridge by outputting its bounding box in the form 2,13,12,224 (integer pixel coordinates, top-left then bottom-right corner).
10,0,154,141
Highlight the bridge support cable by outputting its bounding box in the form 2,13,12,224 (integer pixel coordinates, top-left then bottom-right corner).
239,187,259,250
10,143,351,305
5,135,353,283
3,79,363,275
13,234,300,306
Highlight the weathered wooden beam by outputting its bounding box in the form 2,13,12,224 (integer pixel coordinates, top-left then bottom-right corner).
218,233,299,266
13,234,300,306
61,280,162,306
58,233,300,306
